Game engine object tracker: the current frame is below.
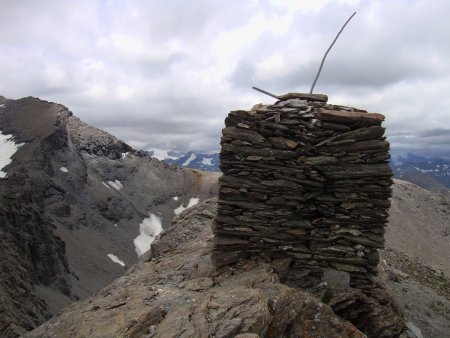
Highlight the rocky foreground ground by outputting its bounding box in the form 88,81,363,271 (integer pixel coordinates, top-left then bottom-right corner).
24,200,366,338
25,191,450,338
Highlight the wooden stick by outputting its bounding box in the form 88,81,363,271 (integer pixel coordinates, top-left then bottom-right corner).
252,86,279,99
310,12,356,94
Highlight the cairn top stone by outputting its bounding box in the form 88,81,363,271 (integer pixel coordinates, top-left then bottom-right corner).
317,109,385,122
277,92,328,102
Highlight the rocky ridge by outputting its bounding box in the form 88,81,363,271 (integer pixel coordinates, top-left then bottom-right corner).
25,199,366,338
2,95,449,337
0,96,219,337
25,182,450,337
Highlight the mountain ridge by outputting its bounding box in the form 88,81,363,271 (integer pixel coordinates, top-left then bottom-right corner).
1,96,449,337
0,96,219,337
24,179,450,337
148,150,220,172
391,154,450,193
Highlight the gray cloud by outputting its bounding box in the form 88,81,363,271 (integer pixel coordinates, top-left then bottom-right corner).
0,0,449,157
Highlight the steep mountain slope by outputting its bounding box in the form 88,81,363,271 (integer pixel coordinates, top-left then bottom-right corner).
25,180,450,338
0,96,219,337
383,179,450,337
387,179,450,276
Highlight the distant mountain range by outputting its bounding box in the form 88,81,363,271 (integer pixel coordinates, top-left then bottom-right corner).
148,150,450,193
147,150,220,172
391,154,450,192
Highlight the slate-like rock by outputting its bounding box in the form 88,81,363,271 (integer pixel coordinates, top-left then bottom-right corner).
25,200,366,338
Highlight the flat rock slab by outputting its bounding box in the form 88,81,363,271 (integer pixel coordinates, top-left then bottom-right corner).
317,110,385,123
277,92,328,102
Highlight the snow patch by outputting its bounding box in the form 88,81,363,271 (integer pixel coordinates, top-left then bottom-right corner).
173,196,179,201
107,254,125,267
121,152,129,158
134,213,163,256
151,149,181,161
102,181,111,189
0,104,4,108
202,157,213,166
0,132,23,178
182,153,196,166
108,180,123,190
59,167,68,173
174,197,200,215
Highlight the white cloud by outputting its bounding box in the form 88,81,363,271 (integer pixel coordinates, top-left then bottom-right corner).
0,0,449,157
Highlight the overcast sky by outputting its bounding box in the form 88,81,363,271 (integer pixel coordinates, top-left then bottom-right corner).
0,0,449,158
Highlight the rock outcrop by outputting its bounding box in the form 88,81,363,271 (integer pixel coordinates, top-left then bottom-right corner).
25,199,366,338
212,93,403,337
23,180,450,338
25,181,450,338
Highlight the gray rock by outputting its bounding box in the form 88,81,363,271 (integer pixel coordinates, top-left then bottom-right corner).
405,321,424,338
24,200,366,338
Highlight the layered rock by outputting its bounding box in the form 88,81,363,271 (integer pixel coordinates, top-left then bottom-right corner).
25,200,366,338
0,96,219,337
213,93,403,336
24,183,450,337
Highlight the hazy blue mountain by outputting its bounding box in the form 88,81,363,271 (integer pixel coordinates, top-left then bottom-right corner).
391,154,450,191
148,150,220,172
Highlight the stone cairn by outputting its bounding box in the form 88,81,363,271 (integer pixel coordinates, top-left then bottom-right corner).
212,92,393,293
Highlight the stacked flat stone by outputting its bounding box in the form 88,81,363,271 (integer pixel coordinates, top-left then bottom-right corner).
213,93,393,292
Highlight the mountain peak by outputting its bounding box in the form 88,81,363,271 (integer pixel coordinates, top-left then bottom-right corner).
149,149,220,172
0,96,219,337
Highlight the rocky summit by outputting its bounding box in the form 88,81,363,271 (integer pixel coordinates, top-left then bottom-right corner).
213,94,402,337
24,185,450,337
1,95,450,338
24,199,367,338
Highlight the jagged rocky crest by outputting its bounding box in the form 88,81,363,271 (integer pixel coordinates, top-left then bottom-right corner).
24,199,367,338
0,96,218,337
25,185,450,338
2,95,450,337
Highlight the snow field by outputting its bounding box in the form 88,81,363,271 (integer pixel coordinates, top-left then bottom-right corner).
134,213,163,256
182,153,196,166
174,197,199,215
202,157,213,166
0,132,23,178
108,180,123,190
107,254,125,267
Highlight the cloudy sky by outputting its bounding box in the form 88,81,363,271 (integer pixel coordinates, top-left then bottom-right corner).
0,0,449,158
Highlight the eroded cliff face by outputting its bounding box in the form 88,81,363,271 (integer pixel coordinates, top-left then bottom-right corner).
25,199,366,338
